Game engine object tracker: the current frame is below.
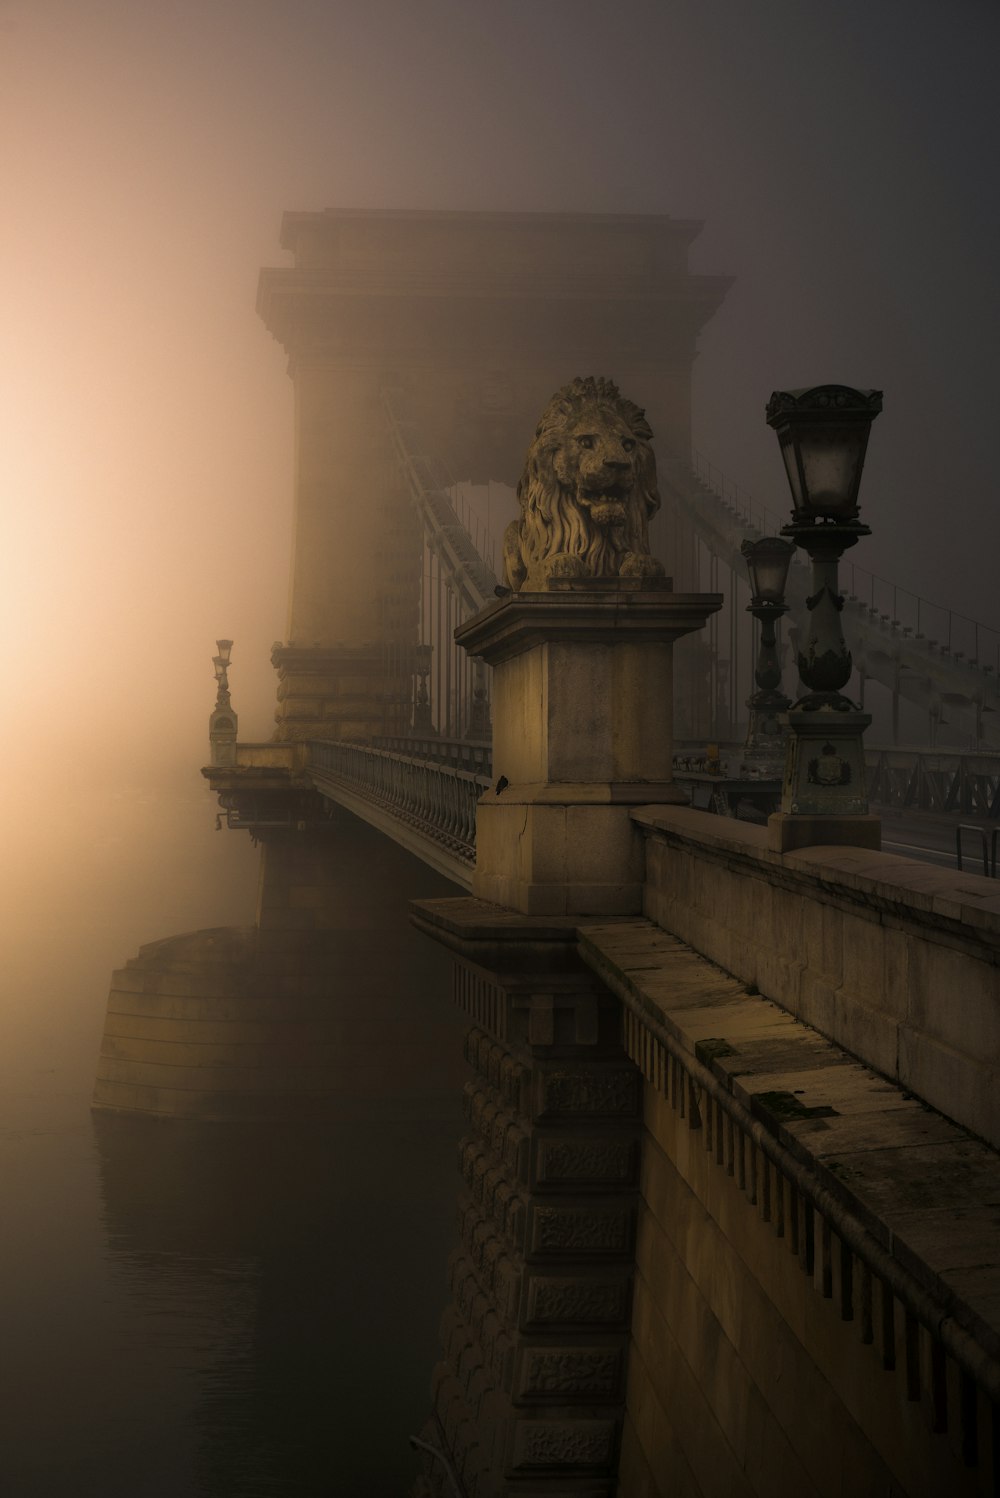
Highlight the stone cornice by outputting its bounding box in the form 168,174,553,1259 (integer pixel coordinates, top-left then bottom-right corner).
455,582,724,665
256,271,732,363
279,206,710,243
257,207,733,360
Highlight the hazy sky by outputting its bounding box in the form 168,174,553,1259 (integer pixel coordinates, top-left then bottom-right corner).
2,0,998,788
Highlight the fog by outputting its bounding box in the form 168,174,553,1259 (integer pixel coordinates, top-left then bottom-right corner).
4,1,997,797
1,0,998,1487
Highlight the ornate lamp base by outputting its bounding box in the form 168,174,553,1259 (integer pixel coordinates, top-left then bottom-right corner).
768,705,881,852
743,692,790,775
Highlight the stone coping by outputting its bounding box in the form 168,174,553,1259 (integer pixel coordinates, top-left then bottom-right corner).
631,803,1000,943
455,588,723,664
579,918,1000,1367
280,206,707,233
412,897,605,975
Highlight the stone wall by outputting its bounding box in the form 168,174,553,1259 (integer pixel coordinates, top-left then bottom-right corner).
633,805,1000,1150
581,919,1000,1498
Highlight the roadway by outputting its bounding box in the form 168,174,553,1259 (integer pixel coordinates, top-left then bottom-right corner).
674,766,998,877
877,807,999,876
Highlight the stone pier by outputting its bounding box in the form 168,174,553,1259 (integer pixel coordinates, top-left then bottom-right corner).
411,571,719,1494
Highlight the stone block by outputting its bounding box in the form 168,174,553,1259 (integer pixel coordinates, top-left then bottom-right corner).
287,884,328,910
768,812,882,853
615,1413,660,1498
473,801,644,917
508,1416,617,1472
527,1200,635,1257
535,1065,640,1121
523,1272,632,1331
620,1348,705,1497
533,1135,638,1190
512,1342,625,1402
897,1029,999,1152
799,894,842,990
904,939,1000,1059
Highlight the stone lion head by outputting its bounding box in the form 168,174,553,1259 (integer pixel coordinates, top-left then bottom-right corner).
502,376,665,593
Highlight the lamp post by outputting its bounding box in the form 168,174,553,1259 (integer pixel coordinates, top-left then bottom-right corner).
465,658,492,742
213,638,233,705
209,638,238,766
411,643,435,736
765,385,883,850
741,536,794,772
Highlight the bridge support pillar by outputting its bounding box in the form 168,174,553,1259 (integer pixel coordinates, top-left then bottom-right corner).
411,579,721,1493
92,812,468,1121
410,900,639,1498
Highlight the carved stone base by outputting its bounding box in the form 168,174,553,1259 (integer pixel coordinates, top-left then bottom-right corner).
768,810,881,852
410,898,640,1497
779,705,872,817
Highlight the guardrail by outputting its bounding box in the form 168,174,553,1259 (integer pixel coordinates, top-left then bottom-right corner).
864,748,1000,818
307,740,489,868
956,824,1000,877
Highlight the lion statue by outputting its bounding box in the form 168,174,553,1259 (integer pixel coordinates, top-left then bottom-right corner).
502,376,666,593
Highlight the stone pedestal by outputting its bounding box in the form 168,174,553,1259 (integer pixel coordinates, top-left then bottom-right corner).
455,579,722,916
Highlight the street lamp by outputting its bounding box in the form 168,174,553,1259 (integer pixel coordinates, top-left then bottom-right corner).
741,536,794,771
765,385,883,846
411,642,435,736
213,639,234,702
209,638,238,766
767,386,881,710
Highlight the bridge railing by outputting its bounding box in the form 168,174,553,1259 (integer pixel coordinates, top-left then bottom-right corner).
307,739,490,867
864,747,1000,818
372,734,492,778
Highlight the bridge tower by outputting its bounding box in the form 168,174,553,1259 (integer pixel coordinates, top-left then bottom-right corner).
92,210,730,1122
256,209,731,739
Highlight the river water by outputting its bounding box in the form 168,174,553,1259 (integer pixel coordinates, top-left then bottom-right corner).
0,777,465,1496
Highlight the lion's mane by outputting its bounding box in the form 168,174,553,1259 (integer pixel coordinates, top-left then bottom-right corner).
503,376,662,592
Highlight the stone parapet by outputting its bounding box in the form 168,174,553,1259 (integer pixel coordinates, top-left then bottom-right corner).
579,918,1000,1498
633,803,1000,1149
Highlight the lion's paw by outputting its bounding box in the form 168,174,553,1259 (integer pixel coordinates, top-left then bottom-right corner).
544,553,587,579
619,552,665,580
